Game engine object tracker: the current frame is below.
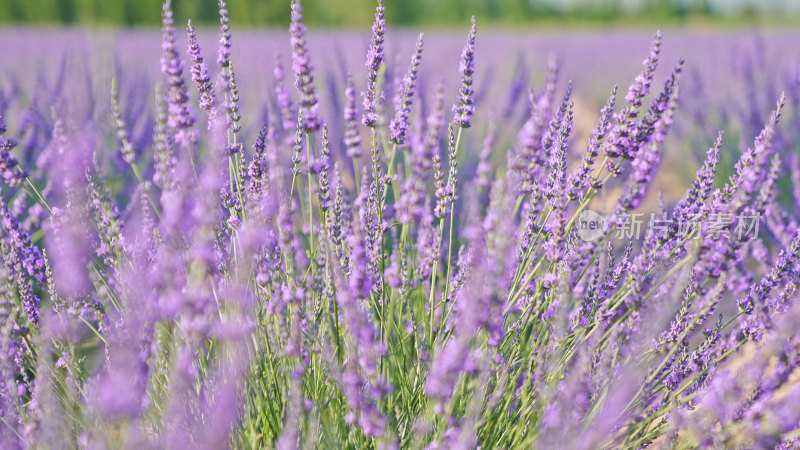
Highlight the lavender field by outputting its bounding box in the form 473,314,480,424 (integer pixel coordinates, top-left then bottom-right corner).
2,0,800,448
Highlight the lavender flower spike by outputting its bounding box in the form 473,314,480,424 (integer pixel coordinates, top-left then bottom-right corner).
1,203,45,325
274,53,296,133
290,0,320,132
605,31,661,160
187,20,215,112
110,80,135,165
217,0,232,69
362,0,386,127
738,229,800,315
620,71,679,210
453,16,477,128
344,75,362,159
671,131,722,225
318,124,332,212
0,114,27,187
160,0,196,148
566,87,616,200
390,33,423,145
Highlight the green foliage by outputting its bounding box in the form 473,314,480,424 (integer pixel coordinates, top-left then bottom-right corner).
0,0,794,27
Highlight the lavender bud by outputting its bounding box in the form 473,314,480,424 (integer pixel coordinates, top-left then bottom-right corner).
390,33,423,145
290,0,320,132
362,0,386,127
453,17,477,128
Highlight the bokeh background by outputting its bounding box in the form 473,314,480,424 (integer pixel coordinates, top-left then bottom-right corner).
1,0,798,27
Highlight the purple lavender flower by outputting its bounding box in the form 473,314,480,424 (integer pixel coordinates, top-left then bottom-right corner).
619,63,681,210
512,57,558,196
290,0,320,132
274,53,296,133
692,95,785,281
423,79,447,171
362,0,386,127
453,17,477,128
567,88,616,200
217,0,232,69
389,33,423,145
416,199,441,280
671,132,722,225
152,82,175,190
725,94,785,205
224,63,242,137
343,74,362,159
161,0,197,149
291,111,304,177
215,1,243,140
86,169,126,268
428,176,515,408
0,119,26,188
544,84,574,210
110,80,136,165
161,0,197,146
433,138,447,218
738,229,800,315
1,204,45,325
318,123,331,212
187,20,216,113
247,122,270,198
605,31,661,160
474,122,496,190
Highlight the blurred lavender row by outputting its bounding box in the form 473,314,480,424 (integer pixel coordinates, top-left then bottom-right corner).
2,28,798,165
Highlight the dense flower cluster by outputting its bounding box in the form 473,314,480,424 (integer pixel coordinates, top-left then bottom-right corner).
1,1,800,448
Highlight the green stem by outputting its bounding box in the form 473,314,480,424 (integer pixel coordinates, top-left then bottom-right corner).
428,218,445,347
306,133,315,256
442,128,463,310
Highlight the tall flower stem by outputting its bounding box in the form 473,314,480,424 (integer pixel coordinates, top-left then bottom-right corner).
306,133,315,255
427,219,443,347
442,127,463,316
17,167,52,214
